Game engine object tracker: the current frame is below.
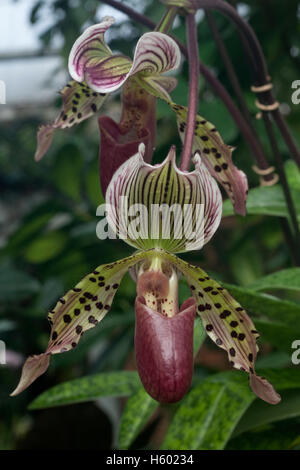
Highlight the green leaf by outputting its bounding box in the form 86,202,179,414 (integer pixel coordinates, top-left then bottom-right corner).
84,157,104,209
222,185,300,222
118,387,158,450
228,425,299,450
161,372,254,450
162,369,300,450
248,268,300,292
29,371,141,409
23,231,67,263
285,160,300,191
223,283,300,350
51,143,84,202
0,260,40,301
233,388,300,438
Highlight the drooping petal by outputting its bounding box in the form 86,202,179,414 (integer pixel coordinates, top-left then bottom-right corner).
10,355,50,397
129,31,181,77
99,79,157,194
169,102,248,216
11,250,154,396
129,32,180,101
68,16,115,82
135,295,196,403
105,144,222,253
159,250,281,405
35,80,107,161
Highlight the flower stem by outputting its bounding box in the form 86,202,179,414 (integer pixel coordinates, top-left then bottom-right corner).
155,6,178,33
204,10,273,182
180,13,199,171
192,0,300,167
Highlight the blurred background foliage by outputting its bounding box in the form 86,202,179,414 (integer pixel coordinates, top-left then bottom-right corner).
1,0,300,450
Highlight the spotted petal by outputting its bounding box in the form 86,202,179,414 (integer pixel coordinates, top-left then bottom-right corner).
35,80,107,161
11,250,154,396
169,103,248,216
105,144,222,253
160,251,281,405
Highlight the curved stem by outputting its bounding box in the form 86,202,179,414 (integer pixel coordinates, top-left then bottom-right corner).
192,0,300,166
155,6,178,33
180,13,199,171
204,9,273,182
100,0,270,173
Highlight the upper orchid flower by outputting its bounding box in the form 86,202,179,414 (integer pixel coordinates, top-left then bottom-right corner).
34,17,248,214
12,144,280,405
35,16,180,163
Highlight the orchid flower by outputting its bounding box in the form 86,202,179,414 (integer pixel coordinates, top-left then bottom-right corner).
34,16,247,213
12,144,280,405
34,16,179,165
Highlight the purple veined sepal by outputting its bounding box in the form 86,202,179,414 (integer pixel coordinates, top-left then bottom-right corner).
134,261,196,403
68,18,181,97
98,78,157,195
34,17,181,162
105,143,223,253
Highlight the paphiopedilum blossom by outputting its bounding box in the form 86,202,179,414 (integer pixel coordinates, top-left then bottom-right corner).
34,16,248,214
34,16,180,163
12,144,280,405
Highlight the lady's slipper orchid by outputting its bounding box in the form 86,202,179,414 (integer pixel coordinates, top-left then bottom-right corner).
12,144,280,406
34,17,247,215
34,16,180,163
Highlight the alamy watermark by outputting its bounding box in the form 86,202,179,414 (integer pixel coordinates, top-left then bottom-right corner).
291,340,300,365
0,340,6,365
95,198,206,250
291,80,300,105
0,80,6,104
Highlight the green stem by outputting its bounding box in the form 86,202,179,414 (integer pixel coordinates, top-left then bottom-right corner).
155,6,178,33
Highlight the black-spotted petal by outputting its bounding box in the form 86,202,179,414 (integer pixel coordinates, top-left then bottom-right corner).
105,143,222,253
169,102,248,216
11,250,154,396
159,250,281,405
35,80,107,161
